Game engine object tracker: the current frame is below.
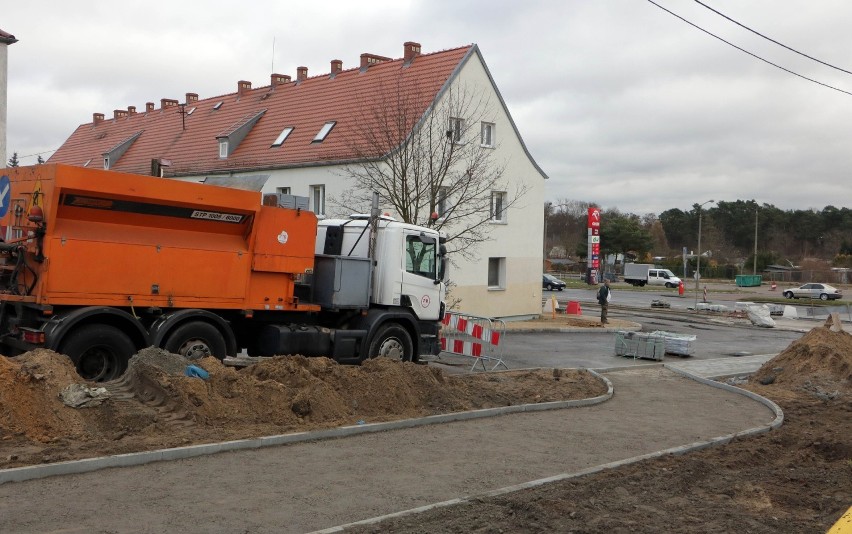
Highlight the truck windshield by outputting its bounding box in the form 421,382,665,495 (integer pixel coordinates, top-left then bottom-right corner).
405,235,437,279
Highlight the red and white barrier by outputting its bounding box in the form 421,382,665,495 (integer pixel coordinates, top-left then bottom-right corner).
439,312,507,371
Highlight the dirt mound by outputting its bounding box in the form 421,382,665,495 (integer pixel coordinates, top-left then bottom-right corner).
0,349,605,468
0,349,88,443
751,326,852,396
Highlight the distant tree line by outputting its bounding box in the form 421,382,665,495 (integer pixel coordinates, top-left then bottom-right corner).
545,199,852,276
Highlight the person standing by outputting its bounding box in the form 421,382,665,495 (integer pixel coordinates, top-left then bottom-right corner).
597,280,611,325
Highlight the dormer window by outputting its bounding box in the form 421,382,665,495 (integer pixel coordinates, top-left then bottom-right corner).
218,139,229,159
271,127,294,148
103,156,110,170
312,121,336,143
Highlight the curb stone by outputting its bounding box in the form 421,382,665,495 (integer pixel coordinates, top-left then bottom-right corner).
308,366,783,534
0,370,613,485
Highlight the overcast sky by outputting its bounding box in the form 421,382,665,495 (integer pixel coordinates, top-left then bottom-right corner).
4,0,851,215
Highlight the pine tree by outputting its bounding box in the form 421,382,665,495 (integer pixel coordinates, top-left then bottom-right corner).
7,152,19,167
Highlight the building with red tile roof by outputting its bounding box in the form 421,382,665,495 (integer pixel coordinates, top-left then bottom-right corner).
49,41,547,318
0,28,17,164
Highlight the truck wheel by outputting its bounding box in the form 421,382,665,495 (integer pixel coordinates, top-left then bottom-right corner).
60,324,134,382
368,323,414,363
164,321,226,360
639,281,646,287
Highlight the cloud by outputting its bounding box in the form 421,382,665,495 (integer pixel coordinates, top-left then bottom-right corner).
3,0,851,214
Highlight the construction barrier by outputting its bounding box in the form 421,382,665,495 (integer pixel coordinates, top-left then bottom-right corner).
439,311,508,371
565,301,582,315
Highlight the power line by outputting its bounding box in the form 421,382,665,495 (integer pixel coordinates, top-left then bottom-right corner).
647,0,852,97
693,0,852,76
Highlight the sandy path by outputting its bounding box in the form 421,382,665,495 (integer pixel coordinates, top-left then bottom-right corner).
0,367,776,534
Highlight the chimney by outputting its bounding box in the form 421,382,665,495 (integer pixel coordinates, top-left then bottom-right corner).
113,109,128,120
93,113,104,125
237,80,252,96
186,92,199,104
146,102,155,112
161,98,179,108
360,53,392,71
271,73,291,86
128,106,137,115
296,66,308,82
403,41,421,63
330,59,343,76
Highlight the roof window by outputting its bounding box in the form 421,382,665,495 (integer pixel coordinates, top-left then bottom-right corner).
213,101,223,110
271,127,294,148
187,107,196,115
312,121,336,143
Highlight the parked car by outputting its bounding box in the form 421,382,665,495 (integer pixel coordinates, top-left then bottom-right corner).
543,274,567,291
782,283,842,301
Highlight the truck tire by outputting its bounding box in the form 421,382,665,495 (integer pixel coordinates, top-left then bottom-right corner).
368,323,414,363
163,321,227,360
60,324,134,381
639,281,646,287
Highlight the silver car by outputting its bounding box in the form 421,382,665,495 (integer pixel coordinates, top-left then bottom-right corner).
782,283,842,301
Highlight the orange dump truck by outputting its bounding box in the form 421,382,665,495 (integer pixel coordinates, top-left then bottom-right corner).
0,164,446,380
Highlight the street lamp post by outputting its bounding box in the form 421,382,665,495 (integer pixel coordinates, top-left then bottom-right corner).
695,200,714,310
753,207,758,275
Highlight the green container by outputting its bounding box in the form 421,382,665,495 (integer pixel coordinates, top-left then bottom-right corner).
735,274,763,287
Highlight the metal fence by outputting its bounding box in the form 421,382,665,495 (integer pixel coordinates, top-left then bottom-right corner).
439,311,508,372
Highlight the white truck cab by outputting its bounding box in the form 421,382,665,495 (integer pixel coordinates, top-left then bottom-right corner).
624,263,681,288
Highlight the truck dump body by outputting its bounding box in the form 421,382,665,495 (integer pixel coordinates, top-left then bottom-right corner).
1,164,317,311
0,165,444,380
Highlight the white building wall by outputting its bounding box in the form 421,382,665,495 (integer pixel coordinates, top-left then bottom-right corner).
210,54,545,320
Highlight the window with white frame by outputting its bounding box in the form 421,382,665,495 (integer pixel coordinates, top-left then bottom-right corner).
276,187,291,196
488,257,506,289
313,121,336,142
436,187,450,219
310,185,326,217
218,139,229,159
448,117,464,144
271,127,294,148
481,122,495,148
490,191,507,223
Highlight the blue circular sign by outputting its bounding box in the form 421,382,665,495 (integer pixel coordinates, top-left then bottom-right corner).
0,175,10,218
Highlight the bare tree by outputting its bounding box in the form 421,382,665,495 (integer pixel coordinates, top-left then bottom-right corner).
330,76,529,262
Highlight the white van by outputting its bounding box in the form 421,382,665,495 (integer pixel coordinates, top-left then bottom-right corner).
648,268,681,288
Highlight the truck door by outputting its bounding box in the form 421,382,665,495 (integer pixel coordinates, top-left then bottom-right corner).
401,232,441,320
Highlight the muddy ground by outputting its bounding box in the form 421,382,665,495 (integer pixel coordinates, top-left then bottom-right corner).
0,350,605,469
1,325,850,532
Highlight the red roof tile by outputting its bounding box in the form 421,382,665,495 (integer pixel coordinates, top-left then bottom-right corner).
0,29,17,44
49,45,475,177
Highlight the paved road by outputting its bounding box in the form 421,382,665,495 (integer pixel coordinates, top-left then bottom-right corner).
0,368,777,534
430,308,805,372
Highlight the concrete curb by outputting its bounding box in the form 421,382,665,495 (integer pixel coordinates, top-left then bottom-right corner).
0,369,613,485
308,366,784,534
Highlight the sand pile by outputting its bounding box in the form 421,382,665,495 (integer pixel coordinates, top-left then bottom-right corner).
751,325,852,396
0,348,605,467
